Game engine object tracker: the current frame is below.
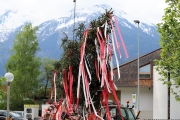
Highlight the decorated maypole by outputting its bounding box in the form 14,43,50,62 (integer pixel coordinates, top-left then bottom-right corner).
41,8,129,120
75,8,129,120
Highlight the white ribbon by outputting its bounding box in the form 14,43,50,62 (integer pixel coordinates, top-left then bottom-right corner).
95,38,100,81
111,29,120,79
53,71,57,103
82,69,88,108
77,66,81,98
89,92,104,120
77,31,88,98
104,20,107,39
114,82,117,90
84,57,92,84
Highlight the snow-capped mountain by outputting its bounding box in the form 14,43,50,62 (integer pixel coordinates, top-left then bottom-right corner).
0,4,160,76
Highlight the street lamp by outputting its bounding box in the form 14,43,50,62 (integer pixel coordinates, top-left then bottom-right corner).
4,72,14,120
134,20,140,112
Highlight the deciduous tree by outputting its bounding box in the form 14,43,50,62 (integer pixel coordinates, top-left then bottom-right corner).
0,77,6,109
5,23,41,110
155,0,180,101
39,58,56,99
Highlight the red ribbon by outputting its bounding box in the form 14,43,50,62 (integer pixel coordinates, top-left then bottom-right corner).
62,69,71,112
114,16,129,58
76,29,89,107
110,18,122,59
102,87,111,120
109,79,124,120
69,66,74,104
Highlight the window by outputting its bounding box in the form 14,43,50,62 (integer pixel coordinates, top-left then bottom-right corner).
26,108,32,113
10,112,22,117
126,108,135,120
120,108,126,118
26,114,32,119
0,112,5,116
108,91,121,100
110,108,116,118
140,63,151,79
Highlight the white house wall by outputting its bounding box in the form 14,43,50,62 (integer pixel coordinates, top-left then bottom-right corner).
153,66,180,119
170,80,180,119
153,66,168,119
118,87,153,119
170,90,180,119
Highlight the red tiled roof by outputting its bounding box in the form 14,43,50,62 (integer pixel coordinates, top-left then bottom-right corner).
115,79,153,87
113,49,161,87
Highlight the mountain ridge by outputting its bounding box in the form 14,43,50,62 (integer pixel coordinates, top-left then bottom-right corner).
0,4,160,76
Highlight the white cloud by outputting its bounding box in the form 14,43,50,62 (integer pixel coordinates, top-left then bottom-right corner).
75,0,167,24
0,0,167,24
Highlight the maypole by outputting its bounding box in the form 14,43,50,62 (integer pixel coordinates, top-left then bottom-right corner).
41,6,129,120
75,9,129,120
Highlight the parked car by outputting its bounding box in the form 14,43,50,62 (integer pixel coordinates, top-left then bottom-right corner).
0,110,23,120
13,111,24,117
0,116,5,120
102,100,140,120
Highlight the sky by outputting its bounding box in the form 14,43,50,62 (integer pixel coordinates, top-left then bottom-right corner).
0,0,167,25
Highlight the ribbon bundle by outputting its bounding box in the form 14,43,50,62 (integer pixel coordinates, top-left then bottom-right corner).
42,70,74,120
42,10,129,120
76,14,128,119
